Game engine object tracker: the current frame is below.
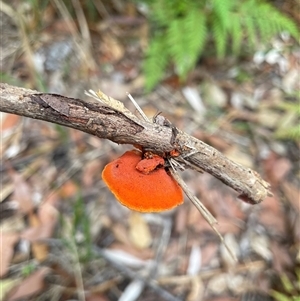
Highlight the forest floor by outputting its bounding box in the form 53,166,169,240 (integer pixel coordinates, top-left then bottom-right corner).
1,2,299,301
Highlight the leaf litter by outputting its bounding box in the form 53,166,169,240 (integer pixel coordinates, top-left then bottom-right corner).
1,2,299,300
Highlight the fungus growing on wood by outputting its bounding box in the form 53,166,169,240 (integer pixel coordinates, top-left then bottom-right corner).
135,153,165,174
102,150,184,212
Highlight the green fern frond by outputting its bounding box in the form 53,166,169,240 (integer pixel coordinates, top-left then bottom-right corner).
150,0,190,26
240,0,298,48
150,1,174,26
143,0,299,90
143,35,169,91
212,17,227,58
230,13,243,54
256,15,273,42
254,2,298,40
167,18,191,76
166,10,207,79
212,0,233,29
182,10,207,77
184,10,207,71
240,1,258,49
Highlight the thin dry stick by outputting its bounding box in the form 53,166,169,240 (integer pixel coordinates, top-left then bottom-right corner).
169,166,237,262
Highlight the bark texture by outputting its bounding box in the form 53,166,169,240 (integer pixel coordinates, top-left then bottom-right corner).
0,83,272,204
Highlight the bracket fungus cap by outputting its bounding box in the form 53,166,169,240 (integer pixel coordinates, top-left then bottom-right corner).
102,150,184,212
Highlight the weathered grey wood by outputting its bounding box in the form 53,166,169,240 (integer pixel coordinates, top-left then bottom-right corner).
0,83,272,204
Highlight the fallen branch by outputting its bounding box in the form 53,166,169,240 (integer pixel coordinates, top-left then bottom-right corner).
0,83,272,204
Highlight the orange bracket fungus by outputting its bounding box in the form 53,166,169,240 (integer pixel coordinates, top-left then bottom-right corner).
102,150,184,212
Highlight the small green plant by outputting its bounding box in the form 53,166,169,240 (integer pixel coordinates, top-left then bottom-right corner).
271,270,300,301
21,262,36,277
71,194,93,262
59,193,93,263
143,0,298,90
275,93,300,142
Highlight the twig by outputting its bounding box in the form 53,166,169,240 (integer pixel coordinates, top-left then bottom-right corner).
0,83,272,204
127,92,150,122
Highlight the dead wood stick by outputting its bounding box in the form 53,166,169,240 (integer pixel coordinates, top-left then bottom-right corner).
0,83,272,204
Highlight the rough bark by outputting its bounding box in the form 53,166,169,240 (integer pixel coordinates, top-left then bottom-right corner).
0,83,272,204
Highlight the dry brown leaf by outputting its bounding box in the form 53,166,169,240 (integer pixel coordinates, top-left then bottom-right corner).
270,241,293,273
109,243,153,260
269,157,292,186
21,204,58,261
187,205,213,233
6,267,50,300
216,217,242,235
294,215,300,244
101,33,124,62
89,277,121,294
205,190,245,220
205,297,238,301
69,128,86,151
9,170,34,214
20,226,51,242
263,153,292,188
38,202,58,227
44,192,59,207
111,223,130,245
128,212,152,249
188,205,241,235
46,19,78,34
24,213,48,261
58,180,78,199
186,276,204,301
258,195,286,236
31,242,49,262
85,293,109,301
174,205,188,234
82,159,102,188
199,242,219,267
0,233,19,277
281,181,300,212
1,113,21,131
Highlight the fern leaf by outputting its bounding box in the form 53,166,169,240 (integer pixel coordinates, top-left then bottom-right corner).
143,35,169,91
212,0,233,30
166,10,207,79
150,0,189,26
212,17,227,58
230,13,243,55
184,10,207,69
256,2,298,40
150,1,171,26
166,18,188,76
240,0,298,47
